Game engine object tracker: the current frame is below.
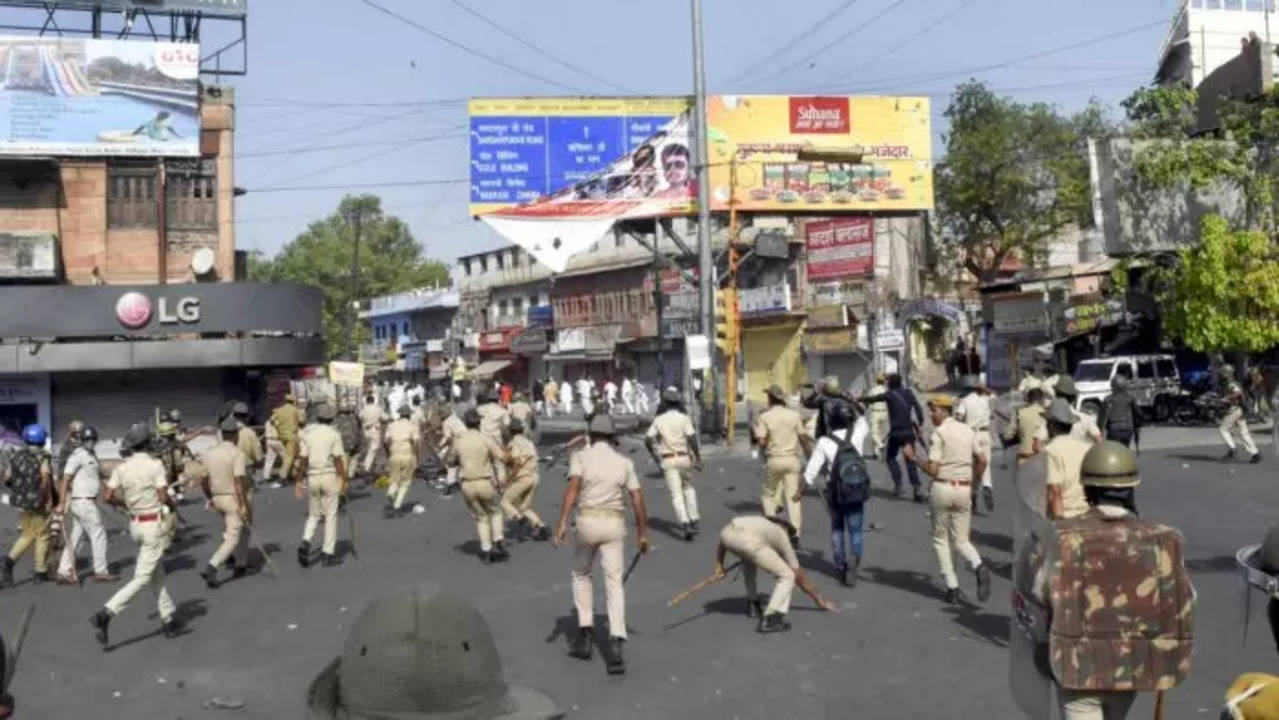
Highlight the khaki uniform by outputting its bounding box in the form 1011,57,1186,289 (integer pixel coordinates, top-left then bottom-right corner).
6,451,51,575
359,403,383,476
752,405,806,532
478,402,511,484
646,409,700,525
103,453,175,623
1044,435,1090,520
299,424,346,555
269,402,302,480
500,435,544,529
928,417,983,590
201,441,249,569
719,515,800,616
455,429,508,552
569,441,640,639
509,401,535,429
868,383,889,456
440,412,467,486
237,425,262,469
384,418,420,510
57,446,109,578
1042,375,1060,401
263,420,285,481
955,391,993,489
1017,375,1042,395
1220,380,1260,455
1017,404,1048,461
1071,409,1102,444
543,382,559,417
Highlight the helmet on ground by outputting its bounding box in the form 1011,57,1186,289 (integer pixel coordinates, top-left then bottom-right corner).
21,424,46,446
1080,440,1140,488
123,423,152,451
79,426,99,444
1111,375,1130,391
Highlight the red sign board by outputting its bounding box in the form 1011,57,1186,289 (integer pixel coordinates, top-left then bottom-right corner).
788,96,851,134
806,218,874,281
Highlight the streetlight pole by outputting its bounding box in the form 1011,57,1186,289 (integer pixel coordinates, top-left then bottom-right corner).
346,208,363,361
691,0,713,342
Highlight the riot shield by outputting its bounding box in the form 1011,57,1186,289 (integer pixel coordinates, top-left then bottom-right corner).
1010,451,1058,719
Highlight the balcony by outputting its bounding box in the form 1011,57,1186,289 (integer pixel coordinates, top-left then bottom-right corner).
552,288,656,329
491,313,525,330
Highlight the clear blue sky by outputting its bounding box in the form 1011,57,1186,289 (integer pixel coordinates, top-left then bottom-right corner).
12,0,1183,263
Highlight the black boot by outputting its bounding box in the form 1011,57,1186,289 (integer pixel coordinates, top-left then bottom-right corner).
975,563,992,603
200,564,220,589
297,541,311,568
757,613,792,633
322,553,340,567
480,549,494,564
912,489,926,504
32,570,48,584
90,609,111,646
945,587,969,605
534,525,551,542
1223,447,1237,461
681,523,694,542
162,617,183,639
493,540,510,562
1,556,13,586
229,557,248,579
745,599,763,619
569,627,593,660
1252,453,1264,464
689,519,700,536
982,486,995,512
606,637,626,675
845,555,861,588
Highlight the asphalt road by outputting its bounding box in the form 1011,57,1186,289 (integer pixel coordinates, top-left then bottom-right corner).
2,424,1276,719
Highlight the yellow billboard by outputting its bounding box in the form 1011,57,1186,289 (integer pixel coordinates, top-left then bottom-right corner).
706,95,933,212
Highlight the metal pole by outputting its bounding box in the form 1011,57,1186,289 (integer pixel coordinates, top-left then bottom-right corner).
347,210,363,361
156,159,167,284
691,0,713,340
654,218,665,391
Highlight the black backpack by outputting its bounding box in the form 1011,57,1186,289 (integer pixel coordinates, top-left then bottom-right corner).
829,434,871,506
6,448,45,511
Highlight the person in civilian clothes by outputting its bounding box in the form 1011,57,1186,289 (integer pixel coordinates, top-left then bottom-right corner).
802,404,869,586
859,373,927,502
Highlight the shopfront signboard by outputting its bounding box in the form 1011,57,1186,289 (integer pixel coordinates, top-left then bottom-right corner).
806,217,874,280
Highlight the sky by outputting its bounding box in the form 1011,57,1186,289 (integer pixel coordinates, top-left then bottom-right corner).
5,0,1183,264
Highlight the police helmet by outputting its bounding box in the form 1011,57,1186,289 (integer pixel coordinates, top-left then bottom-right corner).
1110,375,1130,392
463,408,481,428
315,401,337,422
79,426,99,444
661,387,682,404
165,409,182,424
156,421,177,437
509,418,525,434
1054,375,1078,398
1079,440,1140,488
232,401,250,417
1221,363,1236,379
21,424,46,446
123,423,152,451
821,375,840,393
219,417,241,434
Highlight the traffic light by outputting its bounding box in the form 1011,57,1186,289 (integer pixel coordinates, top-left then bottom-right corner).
715,287,739,355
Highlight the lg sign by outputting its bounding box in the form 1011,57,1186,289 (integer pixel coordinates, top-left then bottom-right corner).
789,96,850,134
115,291,200,329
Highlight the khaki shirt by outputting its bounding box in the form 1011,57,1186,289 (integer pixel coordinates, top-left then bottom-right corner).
1071,409,1102,444
509,401,535,426
237,425,262,465
359,404,383,433
409,407,426,429
955,392,992,431
929,416,977,482
868,384,889,416
107,453,167,514
753,405,804,459
727,515,800,569
646,410,695,455
1045,434,1090,519
1017,376,1042,394
441,413,466,449
1042,375,1059,400
201,441,246,496
507,435,539,483
570,441,639,512
299,424,345,478
1017,405,1047,456
455,429,506,482
477,402,510,442
544,382,559,403
270,403,301,439
384,418,420,458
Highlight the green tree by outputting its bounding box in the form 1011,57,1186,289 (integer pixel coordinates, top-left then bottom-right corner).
935,80,1109,282
1157,215,1279,353
250,194,450,359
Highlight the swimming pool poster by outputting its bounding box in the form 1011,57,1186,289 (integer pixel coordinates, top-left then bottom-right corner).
0,36,200,157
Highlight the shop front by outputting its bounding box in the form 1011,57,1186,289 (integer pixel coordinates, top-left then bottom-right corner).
739,283,806,404
476,327,525,390
987,291,1051,390
546,325,624,383
803,303,872,394
511,328,549,391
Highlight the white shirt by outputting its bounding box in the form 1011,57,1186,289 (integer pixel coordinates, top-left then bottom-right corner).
561,381,574,401
621,379,634,398
63,446,102,498
604,382,617,401
801,419,869,487
452,383,461,399
954,392,992,431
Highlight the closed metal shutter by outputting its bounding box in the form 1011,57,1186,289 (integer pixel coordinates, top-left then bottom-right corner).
52,369,225,441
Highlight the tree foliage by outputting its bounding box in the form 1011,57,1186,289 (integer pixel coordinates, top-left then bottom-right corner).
250,194,449,359
934,81,1109,282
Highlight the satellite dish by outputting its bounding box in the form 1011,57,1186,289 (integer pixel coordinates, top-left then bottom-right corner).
190,247,216,276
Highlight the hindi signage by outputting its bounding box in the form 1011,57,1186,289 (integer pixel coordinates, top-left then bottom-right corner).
806,217,874,280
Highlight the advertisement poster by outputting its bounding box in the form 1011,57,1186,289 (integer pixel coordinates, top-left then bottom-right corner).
0,37,200,157
328,361,365,388
706,95,933,212
806,217,874,280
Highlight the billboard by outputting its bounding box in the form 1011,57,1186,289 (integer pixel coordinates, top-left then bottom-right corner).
0,233,57,280
806,217,874,280
706,95,933,212
55,1,247,17
0,37,200,157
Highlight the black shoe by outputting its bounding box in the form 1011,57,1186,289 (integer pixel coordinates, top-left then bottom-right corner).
757,612,792,633
745,599,763,619
231,558,249,579
534,525,551,542
321,554,340,567
161,617,183,639
945,587,969,605
90,609,111,646
913,490,926,504
1251,453,1264,464
493,541,510,562
297,541,311,568
569,627,593,660
893,485,904,499
982,486,995,512
681,523,694,542
1,557,13,586
481,550,494,564
32,571,48,584
200,565,220,589
975,563,992,603
606,637,626,675
382,503,395,519
690,520,700,536
443,484,456,497
1223,448,1237,461
846,555,861,588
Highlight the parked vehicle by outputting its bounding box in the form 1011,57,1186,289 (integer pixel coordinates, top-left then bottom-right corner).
1073,354,1182,422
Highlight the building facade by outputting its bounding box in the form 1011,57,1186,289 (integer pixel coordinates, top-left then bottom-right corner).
1158,0,1279,87
358,286,458,377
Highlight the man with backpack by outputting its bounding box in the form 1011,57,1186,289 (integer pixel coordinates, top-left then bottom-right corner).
2,425,53,586
802,404,870,587
1099,375,1142,450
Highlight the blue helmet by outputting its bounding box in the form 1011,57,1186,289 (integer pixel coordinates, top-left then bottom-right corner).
21,424,46,446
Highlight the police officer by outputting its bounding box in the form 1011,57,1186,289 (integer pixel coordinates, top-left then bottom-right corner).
358,392,383,480
333,396,362,472
55,426,116,584
714,515,837,632
753,385,808,532
270,393,303,483
501,418,549,541
645,387,702,541
1218,364,1262,464
54,419,83,484
198,417,251,588
152,421,193,503
903,395,992,605
455,407,510,563
867,373,889,459
383,405,420,518
955,377,995,512
508,391,537,436
476,389,511,484
1054,376,1102,444
438,403,467,495
231,401,263,481
91,424,181,645
1099,376,1141,449
553,415,649,674
2,424,53,586
1043,399,1091,521
1016,387,1048,463
295,401,348,568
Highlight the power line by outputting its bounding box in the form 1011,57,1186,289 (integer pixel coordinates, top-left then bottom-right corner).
447,0,631,93
721,0,866,88
746,0,908,88
262,136,441,189
355,0,589,94
835,0,987,80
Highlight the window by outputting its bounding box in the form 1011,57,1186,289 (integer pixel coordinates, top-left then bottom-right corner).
495,252,504,270
402,321,409,336
165,159,217,231
463,260,472,277
1156,359,1177,380
1224,0,1242,8
107,162,158,228
1075,362,1114,382
529,295,538,309
480,256,488,273
1137,360,1155,379
1115,363,1134,380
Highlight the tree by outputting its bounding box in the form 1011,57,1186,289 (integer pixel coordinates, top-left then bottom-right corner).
1157,214,1279,354
250,194,450,359
935,81,1109,283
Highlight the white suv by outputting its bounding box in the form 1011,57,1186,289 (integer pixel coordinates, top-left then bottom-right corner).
1072,354,1181,421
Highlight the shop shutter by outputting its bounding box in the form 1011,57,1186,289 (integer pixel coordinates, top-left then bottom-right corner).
52,369,226,441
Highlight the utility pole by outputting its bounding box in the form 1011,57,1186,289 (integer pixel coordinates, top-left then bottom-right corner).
346,208,363,361
691,0,713,341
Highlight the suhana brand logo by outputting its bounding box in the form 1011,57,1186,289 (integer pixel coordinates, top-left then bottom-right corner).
788,96,850,134
115,292,152,329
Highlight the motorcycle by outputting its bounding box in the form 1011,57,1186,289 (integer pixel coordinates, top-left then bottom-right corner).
1168,388,1223,426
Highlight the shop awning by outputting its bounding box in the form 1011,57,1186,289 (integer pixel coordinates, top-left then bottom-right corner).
471,359,513,379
